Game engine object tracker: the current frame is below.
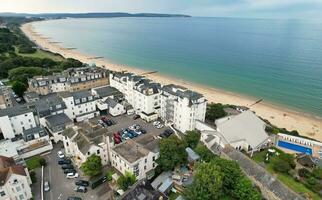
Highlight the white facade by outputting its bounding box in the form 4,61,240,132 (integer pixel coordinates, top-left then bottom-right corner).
0,173,32,200
0,109,37,139
160,85,207,133
61,92,99,122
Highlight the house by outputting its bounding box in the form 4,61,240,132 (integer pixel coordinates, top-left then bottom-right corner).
0,156,32,200
160,84,207,133
17,126,53,159
62,123,112,167
151,171,173,194
111,134,159,180
0,85,13,109
196,110,270,155
0,105,37,139
60,90,99,122
105,98,125,116
296,154,316,168
120,180,168,200
28,67,109,95
91,86,123,101
45,113,73,142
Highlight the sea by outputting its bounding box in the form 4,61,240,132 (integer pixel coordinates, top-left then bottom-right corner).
32,17,322,117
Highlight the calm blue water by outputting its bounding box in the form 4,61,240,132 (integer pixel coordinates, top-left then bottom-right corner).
33,17,322,117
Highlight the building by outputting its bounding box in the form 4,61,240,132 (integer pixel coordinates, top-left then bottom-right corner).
60,90,99,122
0,105,37,139
276,133,322,159
17,126,53,159
92,86,124,114
160,84,207,133
151,171,173,194
0,156,32,200
111,134,159,180
23,92,40,103
62,123,112,167
105,98,126,116
28,67,109,95
197,110,270,155
45,113,73,142
0,86,13,109
120,180,168,200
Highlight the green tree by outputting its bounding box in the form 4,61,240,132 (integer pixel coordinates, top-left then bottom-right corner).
194,143,216,162
39,158,47,167
12,81,27,97
271,158,291,174
117,171,136,190
312,167,322,180
105,170,114,181
206,103,227,122
80,154,102,177
157,135,187,171
233,177,261,200
184,130,200,149
184,162,223,200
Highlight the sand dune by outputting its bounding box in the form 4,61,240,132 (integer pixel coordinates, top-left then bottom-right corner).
21,22,322,142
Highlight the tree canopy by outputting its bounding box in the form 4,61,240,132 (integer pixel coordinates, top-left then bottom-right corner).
206,103,227,122
117,171,136,191
183,130,200,149
80,154,102,177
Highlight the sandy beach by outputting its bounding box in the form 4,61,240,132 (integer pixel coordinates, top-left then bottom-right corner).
21,22,322,142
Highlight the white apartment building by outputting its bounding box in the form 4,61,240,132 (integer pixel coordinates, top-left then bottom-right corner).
0,105,37,139
160,84,207,133
0,86,13,109
62,123,112,167
111,134,159,180
60,90,99,122
0,156,32,200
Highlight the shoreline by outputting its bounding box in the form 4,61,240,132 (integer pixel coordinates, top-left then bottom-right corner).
21,21,322,141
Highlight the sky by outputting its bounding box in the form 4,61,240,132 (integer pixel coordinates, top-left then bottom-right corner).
1,0,322,19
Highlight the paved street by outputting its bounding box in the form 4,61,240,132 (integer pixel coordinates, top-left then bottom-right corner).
32,144,111,200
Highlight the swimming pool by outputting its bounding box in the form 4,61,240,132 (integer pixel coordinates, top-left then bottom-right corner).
277,140,312,155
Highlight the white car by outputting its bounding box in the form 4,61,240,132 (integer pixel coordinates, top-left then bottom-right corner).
57,151,65,159
44,181,50,192
153,121,160,126
156,124,164,129
66,172,79,179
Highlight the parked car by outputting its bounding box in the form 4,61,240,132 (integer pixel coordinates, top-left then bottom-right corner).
66,172,79,179
75,180,89,187
67,197,82,200
163,129,174,137
57,151,65,159
44,181,50,192
159,132,167,138
156,124,164,129
140,129,147,134
64,169,76,174
114,137,121,144
133,114,140,120
153,121,161,126
61,164,74,170
58,159,71,165
74,186,87,193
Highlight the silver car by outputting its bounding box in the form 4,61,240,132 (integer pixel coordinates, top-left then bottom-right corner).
44,181,50,192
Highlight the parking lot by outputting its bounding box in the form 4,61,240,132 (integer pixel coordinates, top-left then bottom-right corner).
32,144,112,200
89,113,169,140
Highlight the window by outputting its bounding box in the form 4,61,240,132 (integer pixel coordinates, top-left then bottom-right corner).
66,142,69,146
0,191,5,196
145,158,147,163
152,156,155,161
153,163,155,168
16,186,21,192
97,149,100,154
19,194,24,200
144,166,146,170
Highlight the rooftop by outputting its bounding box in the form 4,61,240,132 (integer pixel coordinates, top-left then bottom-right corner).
162,84,203,101
45,113,72,127
0,104,33,117
93,86,122,98
121,180,168,200
216,110,269,149
0,156,26,186
105,98,118,108
113,140,150,164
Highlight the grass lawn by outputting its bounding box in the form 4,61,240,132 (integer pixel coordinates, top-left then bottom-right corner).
26,155,43,170
168,192,180,200
252,149,321,200
15,47,64,61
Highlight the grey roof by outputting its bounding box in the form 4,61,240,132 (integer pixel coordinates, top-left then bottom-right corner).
161,84,203,100
113,140,150,163
185,147,200,162
216,110,269,148
0,105,33,117
23,126,47,142
60,90,92,99
93,86,122,98
34,94,66,117
105,98,118,108
45,113,72,127
134,79,161,95
151,171,173,192
121,180,168,200
23,92,39,99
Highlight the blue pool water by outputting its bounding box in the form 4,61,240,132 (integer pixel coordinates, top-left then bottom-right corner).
277,140,312,155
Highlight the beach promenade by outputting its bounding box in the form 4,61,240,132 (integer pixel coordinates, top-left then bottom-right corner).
21,22,322,141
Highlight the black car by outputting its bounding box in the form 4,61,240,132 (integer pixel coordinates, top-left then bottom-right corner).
61,164,74,170
67,197,82,200
64,169,76,174
106,120,113,126
133,114,140,120
75,180,89,187
140,128,147,134
163,129,174,137
74,186,87,193
58,159,71,165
